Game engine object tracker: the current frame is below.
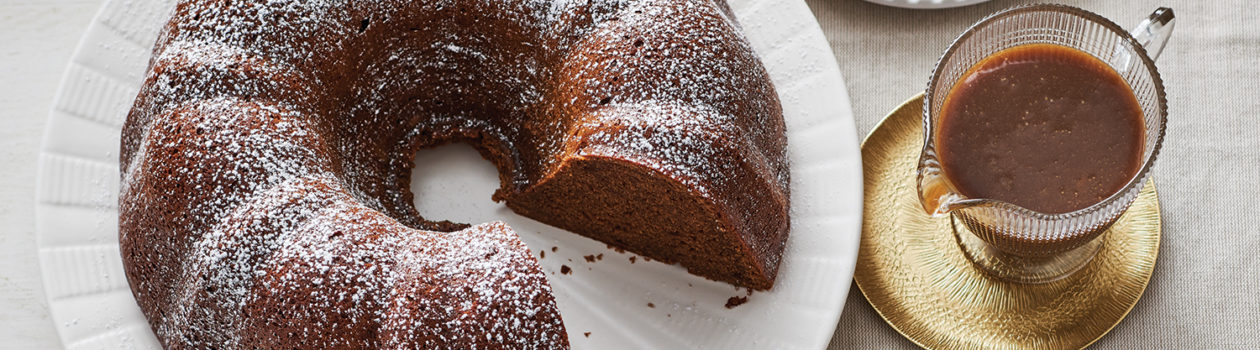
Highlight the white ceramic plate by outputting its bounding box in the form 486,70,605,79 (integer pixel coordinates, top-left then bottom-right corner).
863,0,991,10
35,0,861,348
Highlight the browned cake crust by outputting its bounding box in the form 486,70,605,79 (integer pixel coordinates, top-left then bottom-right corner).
120,0,788,348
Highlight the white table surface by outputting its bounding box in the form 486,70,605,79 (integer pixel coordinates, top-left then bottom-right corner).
2,1,102,348
4,1,1259,349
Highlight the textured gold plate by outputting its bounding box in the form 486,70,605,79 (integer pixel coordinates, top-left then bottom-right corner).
854,94,1161,349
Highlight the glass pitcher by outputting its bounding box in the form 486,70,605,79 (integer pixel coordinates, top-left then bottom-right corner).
917,4,1173,283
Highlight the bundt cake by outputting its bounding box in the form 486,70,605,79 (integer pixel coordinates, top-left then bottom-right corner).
119,0,789,348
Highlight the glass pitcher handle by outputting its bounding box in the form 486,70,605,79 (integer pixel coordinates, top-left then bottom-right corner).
1130,8,1175,61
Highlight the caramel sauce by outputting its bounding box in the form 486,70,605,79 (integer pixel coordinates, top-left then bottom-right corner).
937,44,1145,214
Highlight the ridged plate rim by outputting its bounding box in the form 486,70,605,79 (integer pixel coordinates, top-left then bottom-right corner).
860,0,992,10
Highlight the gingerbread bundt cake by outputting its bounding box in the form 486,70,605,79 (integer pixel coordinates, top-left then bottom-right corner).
120,0,788,347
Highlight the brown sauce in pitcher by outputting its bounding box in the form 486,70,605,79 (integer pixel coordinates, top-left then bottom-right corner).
936,44,1145,214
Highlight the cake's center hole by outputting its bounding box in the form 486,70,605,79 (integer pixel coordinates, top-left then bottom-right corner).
409,143,505,224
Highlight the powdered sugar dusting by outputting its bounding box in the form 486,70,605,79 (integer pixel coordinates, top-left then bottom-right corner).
120,0,786,348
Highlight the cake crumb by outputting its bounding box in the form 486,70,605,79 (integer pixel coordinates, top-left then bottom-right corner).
629,256,637,264
725,296,749,309
584,332,591,338
596,253,603,260
584,255,596,262
552,246,558,252
647,303,655,308
643,256,652,262
560,265,572,275
539,251,545,259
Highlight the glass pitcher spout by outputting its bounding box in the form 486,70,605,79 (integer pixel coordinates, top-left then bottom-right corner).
917,149,972,216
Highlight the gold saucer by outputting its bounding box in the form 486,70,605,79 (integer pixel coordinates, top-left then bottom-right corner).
854,94,1161,349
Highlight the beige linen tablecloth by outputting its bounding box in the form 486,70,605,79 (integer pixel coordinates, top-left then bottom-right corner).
810,1,1260,348
0,1,1257,348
